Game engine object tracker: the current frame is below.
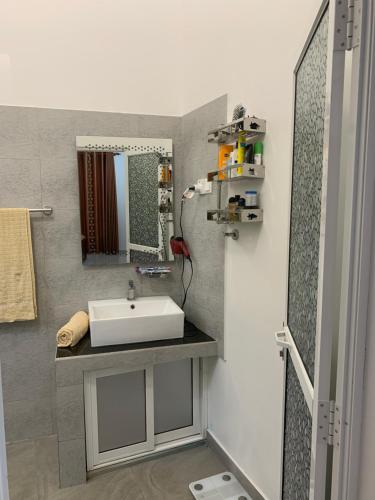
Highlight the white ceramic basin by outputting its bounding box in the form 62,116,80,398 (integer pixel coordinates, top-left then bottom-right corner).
88,296,184,347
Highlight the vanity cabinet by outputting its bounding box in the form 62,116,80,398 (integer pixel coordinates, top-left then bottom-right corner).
84,358,202,469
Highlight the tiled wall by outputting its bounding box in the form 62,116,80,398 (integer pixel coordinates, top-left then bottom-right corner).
0,106,183,442
0,97,226,442
175,96,227,351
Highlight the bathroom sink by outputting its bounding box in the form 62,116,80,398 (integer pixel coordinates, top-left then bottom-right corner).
88,296,184,347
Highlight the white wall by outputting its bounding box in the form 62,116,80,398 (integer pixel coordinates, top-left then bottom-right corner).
0,0,183,115
178,1,323,498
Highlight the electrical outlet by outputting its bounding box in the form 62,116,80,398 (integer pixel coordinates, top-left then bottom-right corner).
195,178,212,195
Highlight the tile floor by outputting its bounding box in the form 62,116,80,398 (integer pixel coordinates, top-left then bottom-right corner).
6,436,226,500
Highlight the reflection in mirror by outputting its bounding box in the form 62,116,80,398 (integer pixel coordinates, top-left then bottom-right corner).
76,137,174,266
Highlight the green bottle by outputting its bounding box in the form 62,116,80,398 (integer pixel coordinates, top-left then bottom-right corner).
254,141,263,165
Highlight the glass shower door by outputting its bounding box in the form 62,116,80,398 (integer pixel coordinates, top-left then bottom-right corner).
277,1,347,498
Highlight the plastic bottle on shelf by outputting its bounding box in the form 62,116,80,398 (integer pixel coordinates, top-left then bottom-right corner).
254,142,263,165
237,132,246,175
245,144,254,164
245,190,258,208
218,145,233,180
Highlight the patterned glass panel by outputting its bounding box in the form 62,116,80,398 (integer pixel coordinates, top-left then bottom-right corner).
128,152,159,248
282,354,312,500
283,7,329,500
287,10,329,383
130,249,158,264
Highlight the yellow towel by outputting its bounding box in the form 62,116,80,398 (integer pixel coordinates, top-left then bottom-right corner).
0,208,37,322
57,311,89,348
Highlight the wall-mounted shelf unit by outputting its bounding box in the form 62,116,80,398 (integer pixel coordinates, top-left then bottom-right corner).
207,163,265,182
207,208,263,225
208,116,266,144
207,115,266,235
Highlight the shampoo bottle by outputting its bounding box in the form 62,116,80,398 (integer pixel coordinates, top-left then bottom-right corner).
218,144,233,180
237,133,246,175
254,142,263,165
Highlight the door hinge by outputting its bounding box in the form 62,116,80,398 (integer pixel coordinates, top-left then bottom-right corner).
347,0,355,50
317,401,341,447
335,0,361,51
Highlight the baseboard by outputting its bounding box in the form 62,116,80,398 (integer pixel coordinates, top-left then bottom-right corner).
206,430,267,500
88,438,206,477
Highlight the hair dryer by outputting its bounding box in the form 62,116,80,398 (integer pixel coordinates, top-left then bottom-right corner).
170,236,191,260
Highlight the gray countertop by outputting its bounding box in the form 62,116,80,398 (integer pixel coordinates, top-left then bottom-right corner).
55,320,218,387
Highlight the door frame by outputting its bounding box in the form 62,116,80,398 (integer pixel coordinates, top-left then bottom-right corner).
331,0,375,497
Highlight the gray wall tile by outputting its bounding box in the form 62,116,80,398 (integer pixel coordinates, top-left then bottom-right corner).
1,351,54,403
58,438,87,487
40,158,80,209
4,398,53,442
56,385,85,442
0,106,39,159
0,158,42,208
75,111,142,137
36,109,77,160
42,209,82,260
177,96,227,344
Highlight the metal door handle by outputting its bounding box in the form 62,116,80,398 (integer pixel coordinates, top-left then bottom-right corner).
275,330,291,349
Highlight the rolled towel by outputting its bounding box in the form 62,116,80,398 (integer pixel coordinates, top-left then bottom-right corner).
56,311,89,348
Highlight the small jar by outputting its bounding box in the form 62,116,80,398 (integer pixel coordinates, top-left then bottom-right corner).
245,190,258,208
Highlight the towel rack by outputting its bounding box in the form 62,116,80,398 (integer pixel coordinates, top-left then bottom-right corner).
29,206,53,216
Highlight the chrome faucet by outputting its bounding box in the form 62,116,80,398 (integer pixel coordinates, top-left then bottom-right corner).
127,280,136,301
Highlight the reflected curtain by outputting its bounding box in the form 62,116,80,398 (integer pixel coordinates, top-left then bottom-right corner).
78,151,119,256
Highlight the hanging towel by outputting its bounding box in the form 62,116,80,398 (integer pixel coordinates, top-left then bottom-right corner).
56,311,89,348
0,208,37,322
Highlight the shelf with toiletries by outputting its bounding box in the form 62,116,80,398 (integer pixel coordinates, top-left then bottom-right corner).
207,190,263,225
207,116,266,144
207,113,266,232
207,207,263,225
207,163,265,182
212,133,265,182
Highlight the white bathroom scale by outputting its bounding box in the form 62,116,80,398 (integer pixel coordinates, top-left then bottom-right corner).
189,472,252,500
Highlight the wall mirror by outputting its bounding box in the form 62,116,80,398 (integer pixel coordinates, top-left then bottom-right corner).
76,136,174,266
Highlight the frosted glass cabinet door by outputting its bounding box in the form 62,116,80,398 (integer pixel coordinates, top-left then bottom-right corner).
154,358,200,444
96,371,146,453
85,366,154,469
85,360,201,469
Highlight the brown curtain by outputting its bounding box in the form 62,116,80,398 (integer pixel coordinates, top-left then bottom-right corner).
78,151,119,255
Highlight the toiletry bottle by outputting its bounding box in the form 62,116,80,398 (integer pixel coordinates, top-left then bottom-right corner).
245,190,258,208
245,144,254,164
228,196,238,222
168,163,172,182
254,142,263,165
159,160,168,183
218,145,233,180
237,132,246,175
231,144,239,177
